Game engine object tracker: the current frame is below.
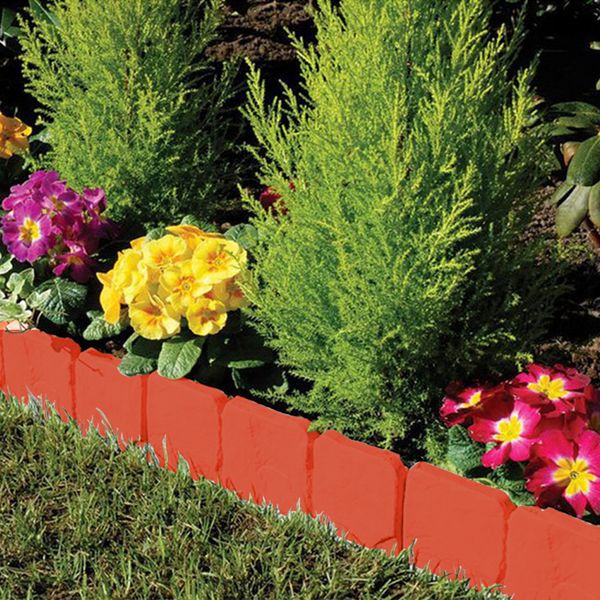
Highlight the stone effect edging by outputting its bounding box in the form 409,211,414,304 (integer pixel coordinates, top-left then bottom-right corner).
0,327,598,600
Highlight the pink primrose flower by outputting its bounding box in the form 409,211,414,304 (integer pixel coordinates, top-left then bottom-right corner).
469,401,541,468
510,364,589,417
2,199,53,262
526,430,600,517
440,383,510,426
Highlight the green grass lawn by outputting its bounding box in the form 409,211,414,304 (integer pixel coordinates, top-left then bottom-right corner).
0,396,506,599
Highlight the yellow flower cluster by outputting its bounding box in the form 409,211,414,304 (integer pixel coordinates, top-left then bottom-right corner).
0,113,31,159
97,225,249,340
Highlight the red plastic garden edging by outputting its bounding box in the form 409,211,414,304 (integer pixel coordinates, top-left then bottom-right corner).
1,326,598,600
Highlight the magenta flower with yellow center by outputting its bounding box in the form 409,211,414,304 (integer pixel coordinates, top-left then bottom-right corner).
2,199,53,262
0,113,32,159
526,430,600,517
469,401,541,468
439,383,509,427
511,364,589,417
186,297,227,336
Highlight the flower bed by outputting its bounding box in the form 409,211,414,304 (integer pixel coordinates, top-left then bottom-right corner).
1,325,599,600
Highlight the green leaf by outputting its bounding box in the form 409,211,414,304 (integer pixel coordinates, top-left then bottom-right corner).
589,182,600,228
0,299,29,321
0,8,20,40
231,364,288,394
554,116,597,133
566,136,600,186
27,279,87,325
489,463,535,506
207,326,275,369
157,335,204,380
548,125,581,138
180,215,219,232
124,334,162,359
28,0,59,28
118,352,156,377
7,269,35,298
0,254,13,276
144,227,167,241
556,185,591,237
446,426,484,475
224,223,259,251
551,102,600,122
28,127,50,144
82,310,129,341
547,180,574,207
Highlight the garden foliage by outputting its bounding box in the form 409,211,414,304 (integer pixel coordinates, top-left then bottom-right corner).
19,0,239,229
243,0,563,452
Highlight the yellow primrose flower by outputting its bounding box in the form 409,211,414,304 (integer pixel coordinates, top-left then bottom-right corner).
192,238,247,285
186,297,227,336
159,260,212,313
0,113,32,159
112,249,149,304
129,292,181,340
207,277,249,311
97,272,123,324
166,224,223,252
130,236,146,250
142,235,189,273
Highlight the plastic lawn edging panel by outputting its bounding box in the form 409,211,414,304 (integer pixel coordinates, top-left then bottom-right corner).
2,328,78,420
146,373,228,481
504,506,600,600
403,462,515,588
75,348,145,445
7,327,600,600
312,430,407,552
220,396,317,514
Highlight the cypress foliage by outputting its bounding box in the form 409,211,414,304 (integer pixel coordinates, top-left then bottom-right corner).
243,0,562,454
19,0,240,228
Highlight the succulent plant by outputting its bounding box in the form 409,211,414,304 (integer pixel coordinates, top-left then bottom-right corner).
547,101,600,244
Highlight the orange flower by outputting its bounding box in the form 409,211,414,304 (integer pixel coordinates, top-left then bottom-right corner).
0,113,32,159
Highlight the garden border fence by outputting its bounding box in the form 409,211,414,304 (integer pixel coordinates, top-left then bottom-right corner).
0,326,596,600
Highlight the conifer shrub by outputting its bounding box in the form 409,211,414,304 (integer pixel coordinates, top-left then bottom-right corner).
243,0,563,454
19,0,239,229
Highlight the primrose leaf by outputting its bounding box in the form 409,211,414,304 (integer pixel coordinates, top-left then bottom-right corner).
157,335,204,380
82,310,129,341
27,278,87,325
118,352,156,377
224,223,259,251
446,426,485,475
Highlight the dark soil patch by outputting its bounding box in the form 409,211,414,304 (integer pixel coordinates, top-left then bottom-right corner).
527,187,600,381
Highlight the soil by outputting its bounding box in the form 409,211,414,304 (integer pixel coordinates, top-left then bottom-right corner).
527,188,600,382
207,1,315,73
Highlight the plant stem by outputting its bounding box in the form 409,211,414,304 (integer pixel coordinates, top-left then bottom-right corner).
582,217,600,251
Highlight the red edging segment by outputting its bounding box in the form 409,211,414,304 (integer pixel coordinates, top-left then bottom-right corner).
2,326,599,599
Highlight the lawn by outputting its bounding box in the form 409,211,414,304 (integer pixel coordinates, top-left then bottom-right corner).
0,395,505,599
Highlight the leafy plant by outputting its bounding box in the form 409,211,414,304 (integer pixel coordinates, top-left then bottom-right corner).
547,101,600,243
441,364,600,517
94,222,277,393
0,242,87,327
18,0,242,230
242,0,562,452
